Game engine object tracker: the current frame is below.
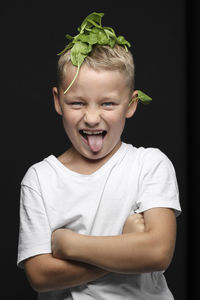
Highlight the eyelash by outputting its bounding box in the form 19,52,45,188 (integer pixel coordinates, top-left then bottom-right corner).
68,102,115,109
70,102,84,106
102,102,114,107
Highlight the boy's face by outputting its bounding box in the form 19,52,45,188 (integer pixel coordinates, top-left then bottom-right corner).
53,64,137,161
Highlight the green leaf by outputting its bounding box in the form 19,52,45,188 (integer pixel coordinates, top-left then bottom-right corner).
128,90,152,106
103,26,116,37
70,41,92,66
63,41,92,93
65,34,74,40
79,12,104,33
108,38,116,48
75,32,98,45
58,12,132,93
117,36,131,48
137,90,152,104
96,28,109,44
58,12,131,60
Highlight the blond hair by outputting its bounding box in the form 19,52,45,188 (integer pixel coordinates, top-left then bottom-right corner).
57,44,135,94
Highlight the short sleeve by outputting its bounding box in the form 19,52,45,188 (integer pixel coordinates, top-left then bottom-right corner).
135,149,181,216
17,167,52,268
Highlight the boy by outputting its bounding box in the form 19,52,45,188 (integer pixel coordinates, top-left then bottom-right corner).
17,13,181,299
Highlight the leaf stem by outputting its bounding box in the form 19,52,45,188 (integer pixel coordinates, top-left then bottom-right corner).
87,19,102,28
57,47,68,56
64,64,80,94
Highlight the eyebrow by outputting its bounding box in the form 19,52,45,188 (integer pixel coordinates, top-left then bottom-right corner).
101,96,120,101
64,94,121,103
64,95,85,101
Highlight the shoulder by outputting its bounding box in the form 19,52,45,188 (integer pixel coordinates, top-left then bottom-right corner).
139,147,175,173
138,147,172,166
124,143,172,166
123,143,177,177
21,155,56,188
134,147,178,188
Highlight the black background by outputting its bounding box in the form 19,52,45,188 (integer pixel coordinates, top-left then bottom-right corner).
1,0,198,299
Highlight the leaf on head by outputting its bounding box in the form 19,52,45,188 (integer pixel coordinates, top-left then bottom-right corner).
58,12,152,102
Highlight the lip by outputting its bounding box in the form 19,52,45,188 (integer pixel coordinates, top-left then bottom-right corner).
80,128,107,132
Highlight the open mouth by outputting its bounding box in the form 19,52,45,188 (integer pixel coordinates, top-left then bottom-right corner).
79,130,107,152
79,130,107,141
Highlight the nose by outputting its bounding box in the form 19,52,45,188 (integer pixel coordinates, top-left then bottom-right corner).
83,107,101,127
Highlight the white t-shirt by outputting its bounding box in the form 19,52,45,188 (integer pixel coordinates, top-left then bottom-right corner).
17,143,181,300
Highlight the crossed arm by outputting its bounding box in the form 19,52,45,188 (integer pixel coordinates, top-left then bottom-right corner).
24,208,176,292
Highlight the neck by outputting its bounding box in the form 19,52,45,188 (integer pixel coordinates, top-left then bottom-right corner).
58,141,121,175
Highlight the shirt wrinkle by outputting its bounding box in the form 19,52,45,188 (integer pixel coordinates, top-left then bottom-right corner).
17,142,181,300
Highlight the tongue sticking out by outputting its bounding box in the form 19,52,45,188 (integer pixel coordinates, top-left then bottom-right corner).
87,135,103,152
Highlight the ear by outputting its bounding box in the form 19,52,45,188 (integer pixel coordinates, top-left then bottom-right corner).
52,87,62,116
126,90,138,119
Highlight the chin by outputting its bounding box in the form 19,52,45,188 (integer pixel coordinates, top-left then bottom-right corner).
81,143,119,161
81,149,108,161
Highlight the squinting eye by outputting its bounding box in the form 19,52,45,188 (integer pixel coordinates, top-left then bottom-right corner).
102,102,114,107
70,102,84,107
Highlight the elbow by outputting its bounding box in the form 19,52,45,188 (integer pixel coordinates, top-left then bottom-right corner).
24,257,53,293
160,252,174,271
154,256,171,272
153,245,174,272
30,277,51,293
25,268,50,293
28,281,45,293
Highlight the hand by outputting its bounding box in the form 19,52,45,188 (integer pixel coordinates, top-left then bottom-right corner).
52,228,75,259
122,213,145,234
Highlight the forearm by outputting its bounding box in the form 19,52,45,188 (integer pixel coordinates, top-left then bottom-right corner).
62,232,165,273
52,209,176,275
24,253,109,292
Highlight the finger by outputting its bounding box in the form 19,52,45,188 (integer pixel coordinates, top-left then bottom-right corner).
130,213,141,218
136,217,145,224
138,213,144,218
134,214,143,220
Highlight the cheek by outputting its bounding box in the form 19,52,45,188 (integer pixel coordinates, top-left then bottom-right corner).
103,111,126,127
103,112,126,141
62,111,82,126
